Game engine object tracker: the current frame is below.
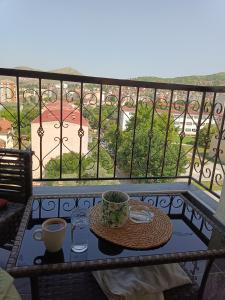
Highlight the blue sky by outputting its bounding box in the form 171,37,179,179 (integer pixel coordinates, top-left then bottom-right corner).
0,0,225,78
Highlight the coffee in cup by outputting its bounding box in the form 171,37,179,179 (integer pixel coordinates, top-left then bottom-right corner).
33,218,67,252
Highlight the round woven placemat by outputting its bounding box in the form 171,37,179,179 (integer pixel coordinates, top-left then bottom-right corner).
89,200,173,249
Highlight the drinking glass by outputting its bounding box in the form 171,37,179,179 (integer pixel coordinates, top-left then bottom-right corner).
129,204,154,223
71,207,89,253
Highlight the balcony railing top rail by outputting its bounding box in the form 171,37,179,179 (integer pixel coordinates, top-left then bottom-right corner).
1,67,225,92
0,68,224,198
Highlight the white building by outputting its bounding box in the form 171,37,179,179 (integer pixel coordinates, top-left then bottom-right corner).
173,111,215,135
119,106,216,135
119,107,135,130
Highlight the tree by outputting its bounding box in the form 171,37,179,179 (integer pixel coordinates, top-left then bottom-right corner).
44,148,114,179
0,103,39,139
44,152,92,179
198,124,217,148
114,104,187,178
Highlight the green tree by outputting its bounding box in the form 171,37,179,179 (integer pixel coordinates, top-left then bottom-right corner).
44,152,92,179
198,124,217,148
115,104,187,178
0,103,39,139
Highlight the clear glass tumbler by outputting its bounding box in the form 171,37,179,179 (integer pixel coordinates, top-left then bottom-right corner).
71,207,89,253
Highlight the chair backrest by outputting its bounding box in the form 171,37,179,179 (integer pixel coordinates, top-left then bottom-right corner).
0,148,33,204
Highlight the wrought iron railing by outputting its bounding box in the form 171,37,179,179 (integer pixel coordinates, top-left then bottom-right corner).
0,68,224,197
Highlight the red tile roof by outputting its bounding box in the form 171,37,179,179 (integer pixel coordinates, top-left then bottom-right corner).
0,118,12,133
32,101,89,126
121,106,136,112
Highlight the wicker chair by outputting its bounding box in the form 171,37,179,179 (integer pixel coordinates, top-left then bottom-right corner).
0,148,33,248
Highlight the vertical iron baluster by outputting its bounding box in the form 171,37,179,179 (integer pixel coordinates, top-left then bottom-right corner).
210,103,225,190
175,91,190,177
79,82,84,179
168,195,174,214
199,92,217,183
59,80,63,180
189,92,206,184
146,89,157,177
199,218,204,232
16,77,21,149
181,201,186,216
57,198,60,217
198,259,214,300
96,84,103,178
39,78,43,180
161,90,174,176
129,87,139,178
113,86,122,178
38,199,41,219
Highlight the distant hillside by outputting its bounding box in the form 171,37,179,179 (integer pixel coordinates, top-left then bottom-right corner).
14,66,41,72
134,72,225,86
0,66,83,82
13,66,83,75
50,67,82,76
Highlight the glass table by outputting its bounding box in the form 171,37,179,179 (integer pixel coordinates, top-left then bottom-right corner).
6,191,225,300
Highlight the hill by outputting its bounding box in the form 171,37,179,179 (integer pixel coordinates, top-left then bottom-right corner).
0,66,83,82
50,67,82,76
134,72,225,86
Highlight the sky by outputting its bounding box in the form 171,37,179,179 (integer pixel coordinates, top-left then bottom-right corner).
0,0,225,79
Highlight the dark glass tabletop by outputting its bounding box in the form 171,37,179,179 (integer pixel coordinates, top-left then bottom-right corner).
16,193,225,268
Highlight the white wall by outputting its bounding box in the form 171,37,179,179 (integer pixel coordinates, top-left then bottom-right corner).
31,121,88,178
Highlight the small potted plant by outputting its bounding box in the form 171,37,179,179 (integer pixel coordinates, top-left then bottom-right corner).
101,190,129,228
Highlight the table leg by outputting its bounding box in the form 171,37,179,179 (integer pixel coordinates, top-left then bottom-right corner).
198,258,214,300
30,276,39,300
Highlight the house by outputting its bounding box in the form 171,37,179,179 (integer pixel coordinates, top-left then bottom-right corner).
0,118,13,148
31,101,89,178
0,80,16,102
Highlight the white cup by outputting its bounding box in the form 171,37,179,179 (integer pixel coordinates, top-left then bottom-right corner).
33,218,67,252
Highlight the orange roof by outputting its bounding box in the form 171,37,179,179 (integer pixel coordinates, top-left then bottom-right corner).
32,101,89,126
0,118,12,133
121,106,136,112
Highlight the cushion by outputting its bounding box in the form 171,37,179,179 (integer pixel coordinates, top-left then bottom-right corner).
93,263,192,300
0,198,8,210
0,268,21,300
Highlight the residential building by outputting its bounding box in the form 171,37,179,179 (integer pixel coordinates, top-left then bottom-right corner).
0,80,16,102
173,111,216,135
120,106,217,135
31,101,89,178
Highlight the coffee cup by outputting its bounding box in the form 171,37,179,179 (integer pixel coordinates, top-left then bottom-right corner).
33,218,67,252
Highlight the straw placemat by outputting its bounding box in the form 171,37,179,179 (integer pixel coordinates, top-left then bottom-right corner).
89,200,172,249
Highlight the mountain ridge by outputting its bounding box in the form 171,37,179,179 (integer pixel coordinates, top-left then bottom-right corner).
133,72,225,86
1,66,225,85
